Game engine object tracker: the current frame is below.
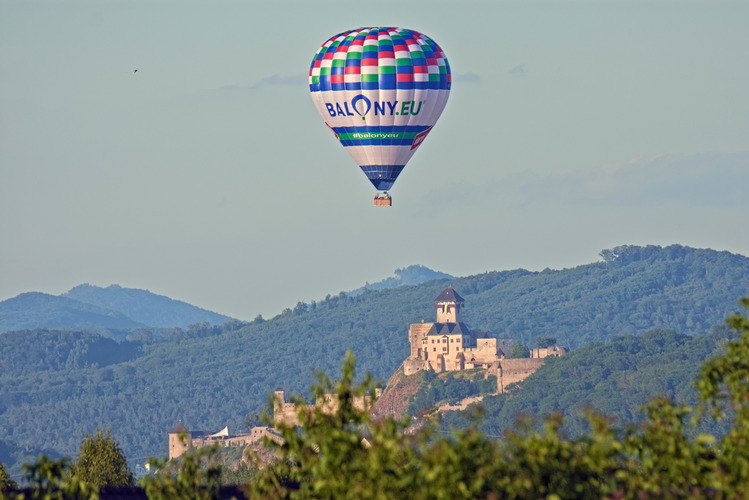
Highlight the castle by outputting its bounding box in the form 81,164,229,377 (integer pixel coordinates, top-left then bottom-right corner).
168,424,282,460
403,287,566,392
168,287,567,458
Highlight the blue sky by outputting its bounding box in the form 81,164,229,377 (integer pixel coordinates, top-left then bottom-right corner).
1,0,747,320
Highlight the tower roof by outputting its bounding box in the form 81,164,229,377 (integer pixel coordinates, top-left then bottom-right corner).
170,423,187,433
434,287,464,304
427,322,470,336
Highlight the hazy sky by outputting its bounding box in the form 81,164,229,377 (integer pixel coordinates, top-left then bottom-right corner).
1,0,747,320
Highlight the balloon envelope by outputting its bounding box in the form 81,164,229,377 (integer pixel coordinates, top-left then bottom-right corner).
309,27,451,191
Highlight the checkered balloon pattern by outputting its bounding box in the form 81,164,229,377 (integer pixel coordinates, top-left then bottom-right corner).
309,27,451,191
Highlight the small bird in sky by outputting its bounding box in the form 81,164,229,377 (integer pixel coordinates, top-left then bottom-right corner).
134,69,138,73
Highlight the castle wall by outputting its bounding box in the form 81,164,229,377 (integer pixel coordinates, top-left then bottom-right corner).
408,323,433,358
531,346,568,358
274,391,303,427
492,358,546,393
169,427,280,460
273,389,380,428
168,432,190,460
404,357,428,376
190,427,275,450
463,338,500,367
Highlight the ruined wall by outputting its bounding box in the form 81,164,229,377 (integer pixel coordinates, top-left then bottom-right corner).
493,358,546,393
531,346,569,358
190,427,277,450
169,427,280,460
403,357,428,376
273,389,381,428
274,391,303,427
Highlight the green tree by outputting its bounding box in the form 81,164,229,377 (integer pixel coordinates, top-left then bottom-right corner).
536,336,557,348
243,411,262,431
697,296,749,495
0,462,18,491
21,456,98,500
141,431,225,500
69,428,134,488
509,343,530,358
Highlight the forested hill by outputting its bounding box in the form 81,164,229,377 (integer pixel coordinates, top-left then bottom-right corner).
439,326,735,438
0,292,145,333
0,284,234,334
458,244,749,348
62,284,233,329
0,244,747,477
347,265,454,295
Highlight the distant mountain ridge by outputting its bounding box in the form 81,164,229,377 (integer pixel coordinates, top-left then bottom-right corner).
0,292,145,333
348,265,454,295
62,284,232,329
1,266,451,335
0,284,234,334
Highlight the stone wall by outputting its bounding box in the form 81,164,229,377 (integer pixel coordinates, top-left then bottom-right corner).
169,426,280,460
273,389,381,428
490,358,546,393
531,346,569,358
408,323,433,359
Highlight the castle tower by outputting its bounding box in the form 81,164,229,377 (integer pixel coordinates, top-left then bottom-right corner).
168,423,190,460
434,287,464,323
273,389,286,421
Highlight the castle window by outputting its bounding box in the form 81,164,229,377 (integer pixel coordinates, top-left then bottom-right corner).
433,348,436,352
443,347,447,352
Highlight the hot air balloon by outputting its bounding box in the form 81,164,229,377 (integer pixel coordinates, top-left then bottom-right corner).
309,27,451,206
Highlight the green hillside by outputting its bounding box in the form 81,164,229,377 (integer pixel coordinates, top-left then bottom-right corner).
438,326,734,437
0,245,747,478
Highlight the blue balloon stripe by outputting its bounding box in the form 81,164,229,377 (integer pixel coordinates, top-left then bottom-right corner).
340,139,419,146
359,165,406,191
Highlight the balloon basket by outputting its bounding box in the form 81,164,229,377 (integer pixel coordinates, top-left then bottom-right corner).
373,194,392,207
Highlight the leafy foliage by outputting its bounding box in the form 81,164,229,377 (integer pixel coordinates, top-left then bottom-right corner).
697,296,749,490
69,428,134,488
19,456,98,500
536,336,557,348
141,437,223,500
0,462,17,491
509,343,530,358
